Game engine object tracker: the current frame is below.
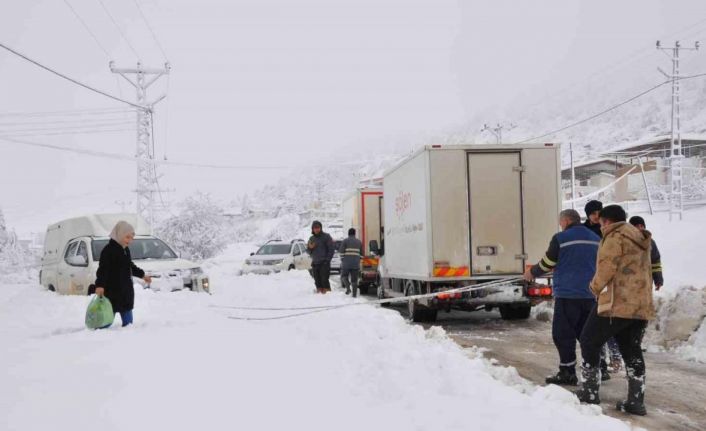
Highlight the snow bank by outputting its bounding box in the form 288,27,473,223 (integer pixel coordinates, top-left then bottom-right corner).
637,206,706,363
0,245,633,431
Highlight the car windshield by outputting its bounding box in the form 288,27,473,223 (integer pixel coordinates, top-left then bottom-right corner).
92,238,178,260
256,244,291,255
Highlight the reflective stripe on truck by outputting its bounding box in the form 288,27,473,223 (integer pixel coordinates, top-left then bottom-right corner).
433,266,470,277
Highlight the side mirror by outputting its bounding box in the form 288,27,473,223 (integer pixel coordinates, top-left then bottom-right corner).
250,252,255,256
67,255,88,267
369,240,380,256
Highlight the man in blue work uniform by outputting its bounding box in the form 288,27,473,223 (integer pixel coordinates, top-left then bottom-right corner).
524,209,601,386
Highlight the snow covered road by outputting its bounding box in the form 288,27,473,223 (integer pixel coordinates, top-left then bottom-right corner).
1,246,636,431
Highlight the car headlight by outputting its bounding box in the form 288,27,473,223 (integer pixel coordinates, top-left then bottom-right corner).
245,259,252,265
266,259,284,265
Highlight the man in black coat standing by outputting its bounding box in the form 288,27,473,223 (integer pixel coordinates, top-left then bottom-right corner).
629,216,664,290
307,220,335,294
583,200,603,238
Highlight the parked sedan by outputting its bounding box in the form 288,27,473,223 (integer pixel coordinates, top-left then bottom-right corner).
242,240,312,275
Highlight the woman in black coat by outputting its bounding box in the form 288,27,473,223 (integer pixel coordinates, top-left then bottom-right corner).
94,221,152,327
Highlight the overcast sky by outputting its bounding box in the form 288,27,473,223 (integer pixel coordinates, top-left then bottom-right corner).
2,0,706,235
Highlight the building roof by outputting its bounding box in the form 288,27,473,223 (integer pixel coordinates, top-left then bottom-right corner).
605,133,706,156
561,158,624,172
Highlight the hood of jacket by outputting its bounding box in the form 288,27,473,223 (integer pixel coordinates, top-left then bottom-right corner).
602,221,651,251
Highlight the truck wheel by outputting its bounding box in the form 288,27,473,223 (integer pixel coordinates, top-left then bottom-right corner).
499,305,531,320
288,264,295,271
406,280,435,323
48,284,56,292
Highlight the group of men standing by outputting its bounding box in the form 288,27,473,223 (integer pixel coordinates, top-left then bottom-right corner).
307,220,363,296
524,200,663,416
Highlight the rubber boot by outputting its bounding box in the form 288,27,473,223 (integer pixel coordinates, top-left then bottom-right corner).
616,376,647,416
575,366,601,405
545,366,578,386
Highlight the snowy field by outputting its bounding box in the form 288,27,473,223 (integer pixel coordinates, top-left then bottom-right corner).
0,244,637,431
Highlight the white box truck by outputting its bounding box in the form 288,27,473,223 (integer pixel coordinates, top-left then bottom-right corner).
40,213,210,295
377,144,560,322
342,187,384,294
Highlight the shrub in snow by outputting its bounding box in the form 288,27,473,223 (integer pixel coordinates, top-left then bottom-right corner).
0,208,34,275
156,194,229,261
261,213,302,242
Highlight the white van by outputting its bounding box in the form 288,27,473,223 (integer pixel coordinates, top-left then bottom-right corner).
39,213,210,295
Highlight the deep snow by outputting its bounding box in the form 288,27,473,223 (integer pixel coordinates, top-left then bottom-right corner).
0,243,636,431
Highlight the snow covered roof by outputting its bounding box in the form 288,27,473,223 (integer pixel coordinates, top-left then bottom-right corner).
605,133,706,155
561,158,624,171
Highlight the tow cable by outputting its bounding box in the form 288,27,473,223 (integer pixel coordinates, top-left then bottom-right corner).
215,276,524,321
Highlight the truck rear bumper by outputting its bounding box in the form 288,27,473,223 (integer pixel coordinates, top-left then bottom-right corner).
422,283,532,309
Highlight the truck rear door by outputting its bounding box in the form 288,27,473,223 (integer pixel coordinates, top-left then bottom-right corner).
467,151,525,275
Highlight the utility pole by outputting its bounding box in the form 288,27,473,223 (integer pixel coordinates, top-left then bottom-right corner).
569,142,576,209
481,123,516,144
110,61,171,227
657,40,699,221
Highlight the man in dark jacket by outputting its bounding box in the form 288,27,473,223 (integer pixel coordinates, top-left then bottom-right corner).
583,199,616,375
307,220,335,294
583,200,603,238
339,228,363,297
629,216,664,290
524,209,600,386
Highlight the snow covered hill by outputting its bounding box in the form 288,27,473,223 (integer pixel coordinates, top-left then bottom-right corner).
0,244,635,431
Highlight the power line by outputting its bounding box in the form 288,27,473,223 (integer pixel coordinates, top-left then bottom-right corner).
63,0,112,59
0,120,134,133
0,116,135,126
0,128,134,138
0,42,145,110
513,80,670,144
0,107,134,118
0,136,289,169
96,0,140,60
132,0,168,60
0,136,391,171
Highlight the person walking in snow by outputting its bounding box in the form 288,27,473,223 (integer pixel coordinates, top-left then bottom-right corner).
524,209,601,386
307,220,335,294
339,228,363,297
583,199,617,376
629,216,664,290
576,205,654,416
94,221,152,327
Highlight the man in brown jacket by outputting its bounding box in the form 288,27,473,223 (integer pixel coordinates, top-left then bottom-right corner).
575,205,655,416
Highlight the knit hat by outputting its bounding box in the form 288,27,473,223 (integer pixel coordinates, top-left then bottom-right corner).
629,216,646,227
584,200,603,217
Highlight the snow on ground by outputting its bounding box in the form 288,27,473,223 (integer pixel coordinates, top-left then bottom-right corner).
639,206,706,363
1,244,635,431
